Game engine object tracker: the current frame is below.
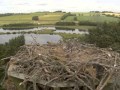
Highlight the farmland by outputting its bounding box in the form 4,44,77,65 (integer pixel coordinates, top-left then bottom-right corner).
0,12,119,30
103,12,120,17
0,12,64,26
64,12,119,22
55,12,120,30
0,12,119,26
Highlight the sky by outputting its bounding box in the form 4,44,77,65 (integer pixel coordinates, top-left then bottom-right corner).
0,0,120,13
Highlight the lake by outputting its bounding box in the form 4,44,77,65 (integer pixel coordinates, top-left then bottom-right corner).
54,29,88,34
0,27,88,44
0,34,62,44
0,27,88,34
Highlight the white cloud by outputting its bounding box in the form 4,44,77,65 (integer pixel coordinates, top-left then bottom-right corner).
0,0,120,13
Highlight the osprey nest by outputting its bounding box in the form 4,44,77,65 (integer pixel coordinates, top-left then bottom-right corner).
9,40,120,90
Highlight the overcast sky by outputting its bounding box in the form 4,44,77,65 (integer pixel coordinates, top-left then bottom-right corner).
0,0,119,13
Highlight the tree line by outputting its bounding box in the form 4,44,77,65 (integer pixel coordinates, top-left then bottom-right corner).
61,13,76,20
87,22,120,52
0,35,25,90
78,21,99,26
2,23,39,30
0,13,13,17
0,35,25,59
55,21,100,26
55,22,76,26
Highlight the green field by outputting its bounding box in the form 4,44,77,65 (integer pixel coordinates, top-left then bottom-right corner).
0,12,119,26
55,25,95,30
0,12,119,30
0,12,64,26
64,13,119,22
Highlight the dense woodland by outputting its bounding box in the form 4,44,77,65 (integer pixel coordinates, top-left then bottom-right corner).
87,22,120,52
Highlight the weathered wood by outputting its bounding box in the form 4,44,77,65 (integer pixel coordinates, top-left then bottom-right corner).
53,87,60,90
6,41,120,90
8,65,76,88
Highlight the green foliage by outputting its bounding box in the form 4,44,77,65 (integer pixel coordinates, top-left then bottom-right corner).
79,21,99,26
96,34,114,48
0,35,25,89
61,13,76,20
55,26,75,30
111,43,120,52
55,22,76,26
0,12,64,25
87,22,120,51
74,16,77,21
0,86,5,90
32,16,39,21
57,33,81,40
3,23,35,27
104,14,120,19
0,35,25,59
55,26,95,30
54,11,63,13
34,29,54,34
64,13,119,23
0,13,13,17
2,23,38,30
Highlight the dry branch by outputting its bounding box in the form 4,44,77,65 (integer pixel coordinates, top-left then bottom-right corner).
7,40,120,90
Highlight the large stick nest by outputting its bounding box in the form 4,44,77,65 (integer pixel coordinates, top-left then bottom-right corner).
9,40,120,89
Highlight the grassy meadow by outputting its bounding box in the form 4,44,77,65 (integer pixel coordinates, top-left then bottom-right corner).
55,26,95,30
0,12,119,30
64,12,119,22
104,12,120,17
0,12,64,26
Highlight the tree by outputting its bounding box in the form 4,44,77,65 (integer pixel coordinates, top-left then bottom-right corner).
96,34,115,48
74,16,77,21
32,16,39,21
87,22,120,50
0,35,25,90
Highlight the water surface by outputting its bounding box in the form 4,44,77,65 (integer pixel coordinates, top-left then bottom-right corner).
0,34,62,44
0,27,88,34
54,29,88,34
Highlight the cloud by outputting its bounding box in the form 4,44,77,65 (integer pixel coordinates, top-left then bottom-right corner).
0,1,3,4
16,3,30,5
0,0,120,13
37,3,48,6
